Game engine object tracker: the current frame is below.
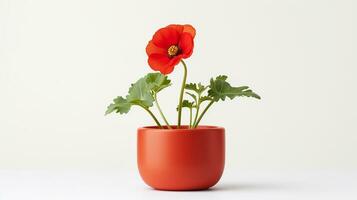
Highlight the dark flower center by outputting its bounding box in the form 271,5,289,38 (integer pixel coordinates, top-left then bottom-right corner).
167,45,179,57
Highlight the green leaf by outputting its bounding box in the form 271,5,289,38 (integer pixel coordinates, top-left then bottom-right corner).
105,73,170,116
185,83,208,94
126,77,154,107
105,96,132,115
235,89,261,99
185,92,197,102
177,100,195,111
208,75,261,101
199,96,213,102
216,75,228,81
145,73,171,93
182,100,194,108
105,73,169,117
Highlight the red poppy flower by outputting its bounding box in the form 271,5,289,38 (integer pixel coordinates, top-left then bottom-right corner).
146,24,196,74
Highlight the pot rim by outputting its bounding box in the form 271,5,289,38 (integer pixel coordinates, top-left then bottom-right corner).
138,125,225,132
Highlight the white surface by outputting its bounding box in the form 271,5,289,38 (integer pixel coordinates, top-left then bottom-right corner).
0,170,356,200
1,0,357,170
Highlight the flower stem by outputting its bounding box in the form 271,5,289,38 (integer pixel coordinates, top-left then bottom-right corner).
189,108,193,128
138,104,162,128
193,100,214,128
177,60,188,128
192,94,200,126
154,93,172,129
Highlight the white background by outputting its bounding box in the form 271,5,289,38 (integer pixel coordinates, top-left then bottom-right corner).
1,0,357,174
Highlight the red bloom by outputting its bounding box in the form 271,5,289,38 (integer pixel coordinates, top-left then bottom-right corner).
146,24,196,74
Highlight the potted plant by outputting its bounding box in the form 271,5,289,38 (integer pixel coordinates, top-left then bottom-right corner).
106,24,260,191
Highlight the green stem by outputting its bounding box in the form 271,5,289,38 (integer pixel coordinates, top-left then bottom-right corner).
193,100,214,128
192,94,200,126
154,93,172,129
177,60,188,128
138,104,162,128
189,108,193,128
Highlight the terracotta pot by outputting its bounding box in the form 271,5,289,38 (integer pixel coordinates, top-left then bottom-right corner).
137,125,225,191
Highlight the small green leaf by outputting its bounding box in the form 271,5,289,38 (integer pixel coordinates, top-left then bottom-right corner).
185,83,197,91
177,100,195,111
216,75,228,81
185,92,197,102
208,75,261,101
105,96,132,115
126,77,154,107
182,100,194,108
185,83,208,94
145,73,171,93
199,96,213,102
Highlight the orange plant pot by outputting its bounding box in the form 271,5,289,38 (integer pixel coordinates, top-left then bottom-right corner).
137,125,225,191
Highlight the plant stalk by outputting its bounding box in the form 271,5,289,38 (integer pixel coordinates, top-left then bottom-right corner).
177,60,188,128
154,93,172,129
192,94,200,126
139,105,162,128
189,108,193,128
193,100,214,128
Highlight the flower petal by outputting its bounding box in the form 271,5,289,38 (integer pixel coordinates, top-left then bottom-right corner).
166,24,184,34
161,65,175,75
167,56,182,71
183,24,196,38
161,56,181,74
146,40,166,56
166,24,196,39
152,27,181,49
178,33,194,58
148,54,171,73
